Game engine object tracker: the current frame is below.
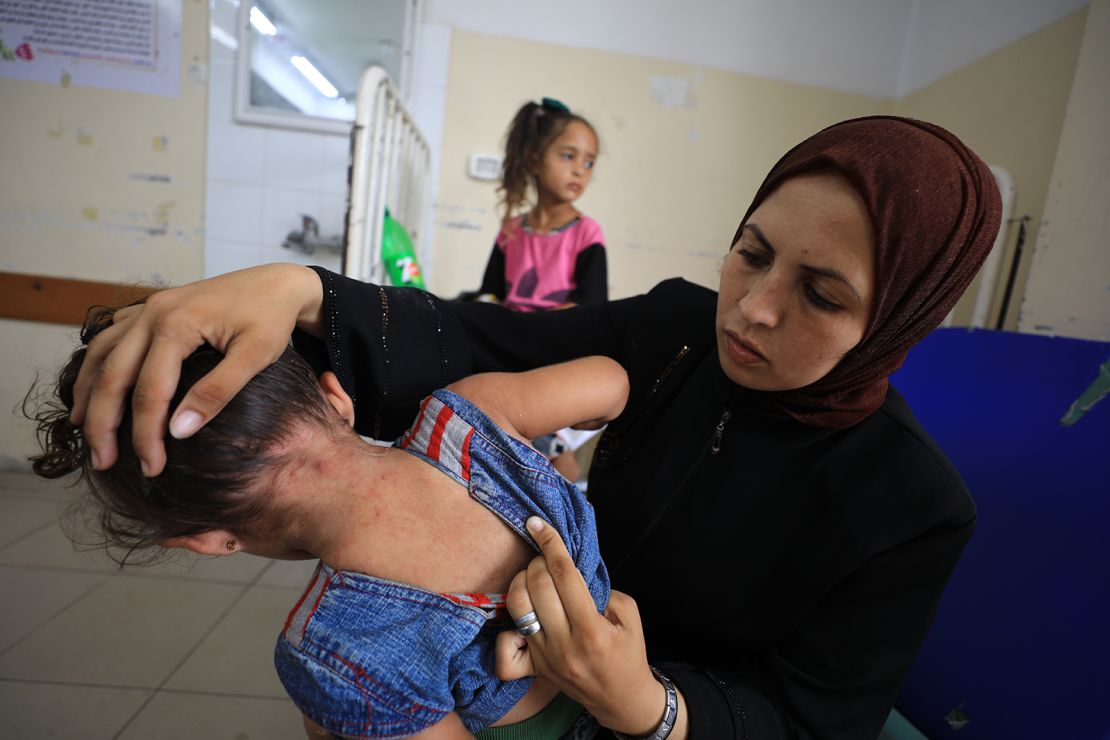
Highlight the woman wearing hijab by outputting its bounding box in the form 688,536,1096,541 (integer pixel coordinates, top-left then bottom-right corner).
72,116,1001,739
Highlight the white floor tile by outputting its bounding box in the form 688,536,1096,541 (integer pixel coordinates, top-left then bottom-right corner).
0,680,151,739
136,550,272,584
0,566,109,654
0,519,119,573
0,575,243,687
0,495,63,549
164,585,300,698
0,469,72,499
118,691,306,740
257,558,319,589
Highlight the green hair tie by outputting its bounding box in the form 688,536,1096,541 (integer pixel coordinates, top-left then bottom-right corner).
541,97,570,114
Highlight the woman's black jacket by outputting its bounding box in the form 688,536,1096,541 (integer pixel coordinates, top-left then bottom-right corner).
294,269,974,740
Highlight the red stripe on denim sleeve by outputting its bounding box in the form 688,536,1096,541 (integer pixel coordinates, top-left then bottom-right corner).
283,569,319,634
460,428,473,481
426,404,453,462
284,569,330,647
400,397,431,449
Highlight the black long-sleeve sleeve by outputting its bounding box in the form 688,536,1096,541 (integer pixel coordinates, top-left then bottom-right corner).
293,268,975,739
293,266,634,439
477,244,507,299
568,243,608,304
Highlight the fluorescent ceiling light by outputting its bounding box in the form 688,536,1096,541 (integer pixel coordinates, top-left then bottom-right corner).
249,6,277,36
210,25,238,50
291,55,338,98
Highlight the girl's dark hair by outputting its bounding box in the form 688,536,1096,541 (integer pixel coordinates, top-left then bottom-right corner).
498,99,597,225
27,304,339,564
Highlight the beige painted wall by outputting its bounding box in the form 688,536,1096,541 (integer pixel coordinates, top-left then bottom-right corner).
0,0,209,466
430,31,890,300
430,17,1096,341
1019,0,1110,340
1,3,1100,468
894,8,1087,329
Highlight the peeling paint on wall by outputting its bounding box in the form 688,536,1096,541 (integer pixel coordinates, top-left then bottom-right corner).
1060,357,1110,426
436,204,491,215
650,75,697,108
2,206,182,240
154,202,174,228
129,173,173,183
441,220,483,231
187,63,207,86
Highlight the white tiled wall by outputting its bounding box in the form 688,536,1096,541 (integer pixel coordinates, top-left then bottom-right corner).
204,2,347,278
203,3,451,283
408,22,452,282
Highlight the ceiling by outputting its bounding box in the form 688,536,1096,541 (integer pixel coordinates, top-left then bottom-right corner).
424,0,1091,99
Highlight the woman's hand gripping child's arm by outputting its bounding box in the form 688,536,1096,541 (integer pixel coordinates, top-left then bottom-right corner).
496,518,691,740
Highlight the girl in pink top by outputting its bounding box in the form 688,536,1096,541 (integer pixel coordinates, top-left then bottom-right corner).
477,98,608,312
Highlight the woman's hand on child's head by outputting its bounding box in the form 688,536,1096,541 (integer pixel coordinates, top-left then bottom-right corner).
496,517,669,736
70,264,324,477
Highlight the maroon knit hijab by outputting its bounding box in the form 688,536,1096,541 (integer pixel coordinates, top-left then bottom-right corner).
735,116,1002,429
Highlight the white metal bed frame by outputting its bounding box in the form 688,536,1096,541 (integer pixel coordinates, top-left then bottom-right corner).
342,66,432,284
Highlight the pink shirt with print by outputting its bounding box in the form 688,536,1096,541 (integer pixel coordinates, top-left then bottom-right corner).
492,215,606,312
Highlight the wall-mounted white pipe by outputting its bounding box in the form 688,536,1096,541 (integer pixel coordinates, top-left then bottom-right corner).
942,164,1015,328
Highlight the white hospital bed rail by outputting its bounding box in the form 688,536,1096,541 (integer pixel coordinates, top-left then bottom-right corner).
343,66,431,284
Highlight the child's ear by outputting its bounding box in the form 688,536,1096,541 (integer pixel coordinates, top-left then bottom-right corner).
160,530,238,556
318,371,355,427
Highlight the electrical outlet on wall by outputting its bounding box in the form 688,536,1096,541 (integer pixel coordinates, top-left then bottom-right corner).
468,154,502,181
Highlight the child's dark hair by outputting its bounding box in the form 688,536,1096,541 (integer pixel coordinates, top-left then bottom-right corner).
27,304,340,564
498,98,597,224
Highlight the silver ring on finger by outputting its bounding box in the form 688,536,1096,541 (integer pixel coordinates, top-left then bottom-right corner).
513,610,542,637
516,619,543,637
513,611,538,629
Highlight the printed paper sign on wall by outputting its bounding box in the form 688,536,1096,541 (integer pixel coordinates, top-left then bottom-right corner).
0,0,181,97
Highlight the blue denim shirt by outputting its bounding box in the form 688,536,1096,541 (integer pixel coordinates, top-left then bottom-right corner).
274,389,610,737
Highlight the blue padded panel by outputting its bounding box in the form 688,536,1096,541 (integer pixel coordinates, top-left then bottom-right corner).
889,328,1110,740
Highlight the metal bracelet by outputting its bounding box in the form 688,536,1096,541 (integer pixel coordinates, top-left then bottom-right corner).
612,666,678,740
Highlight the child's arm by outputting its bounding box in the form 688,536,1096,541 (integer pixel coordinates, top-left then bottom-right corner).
447,356,628,443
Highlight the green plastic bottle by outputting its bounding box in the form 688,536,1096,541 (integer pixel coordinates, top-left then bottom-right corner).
380,208,426,289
